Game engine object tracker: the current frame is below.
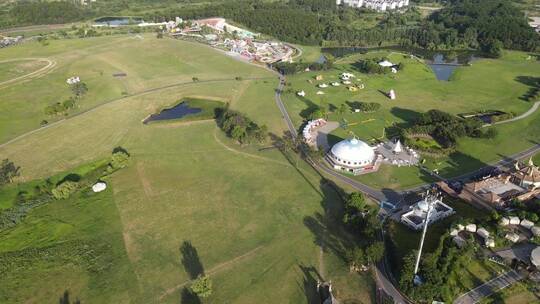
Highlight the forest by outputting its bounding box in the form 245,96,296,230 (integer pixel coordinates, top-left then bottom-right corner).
1,0,538,52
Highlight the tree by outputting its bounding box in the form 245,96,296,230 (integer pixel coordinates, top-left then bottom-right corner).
52,181,79,199
366,241,384,263
345,246,366,269
481,39,503,58
71,82,88,98
336,103,348,116
190,275,212,298
0,159,20,187
106,148,130,173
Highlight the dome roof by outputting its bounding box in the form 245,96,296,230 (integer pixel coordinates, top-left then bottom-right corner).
417,200,429,212
532,246,540,267
330,138,375,164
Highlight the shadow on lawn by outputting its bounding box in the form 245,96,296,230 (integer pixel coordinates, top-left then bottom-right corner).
58,290,80,304
180,241,204,280
303,178,356,264
515,76,540,102
298,264,323,304
180,287,201,304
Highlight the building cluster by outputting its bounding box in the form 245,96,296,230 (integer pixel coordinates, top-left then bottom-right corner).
221,38,294,64
0,36,23,48
165,17,293,64
459,159,540,210
401,196,455,230
337,0,409,11
302,119,327,146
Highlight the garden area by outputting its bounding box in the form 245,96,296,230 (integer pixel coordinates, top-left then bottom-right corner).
281,49,540,189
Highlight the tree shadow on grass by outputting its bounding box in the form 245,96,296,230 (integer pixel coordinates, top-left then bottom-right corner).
303,178,357,264
298,264,323,304
389,107,421,129
297,95,321,120
437,151,487,179
59,290,80,304
515,76,540,102
179,287,201,304
180,241,204,280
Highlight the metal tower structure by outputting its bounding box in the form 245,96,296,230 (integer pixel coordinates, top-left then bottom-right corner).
413,190,440,285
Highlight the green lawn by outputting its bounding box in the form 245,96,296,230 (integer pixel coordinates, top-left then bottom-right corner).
0,34,271,144
0,35,371,303
0,59,49,83
282,49,540,188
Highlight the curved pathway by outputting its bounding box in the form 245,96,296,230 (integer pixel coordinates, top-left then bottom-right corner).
0,58,56,89
0,76,272,149
485,101,540,127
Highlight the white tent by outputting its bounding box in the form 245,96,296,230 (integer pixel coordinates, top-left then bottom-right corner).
389,89,396,100
297,90,306,97
393,140,402,154
92,182,107,193
378,60,394,67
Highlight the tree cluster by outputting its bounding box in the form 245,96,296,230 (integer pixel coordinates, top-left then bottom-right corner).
44,82,88,116
6,1,92,27
354,102,381,112
274,58,334,75
0,159,20,188
399,235,476,302
405,109,490,148
355,58,392,74
217,108,268,144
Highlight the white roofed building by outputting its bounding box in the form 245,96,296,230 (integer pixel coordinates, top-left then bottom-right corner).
337,0,409,11
326,138,380,175
400,196,455,230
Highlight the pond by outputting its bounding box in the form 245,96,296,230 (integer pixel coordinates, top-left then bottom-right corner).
94,17,143,26
321,46,479,81
427,53,477,81
143,102,202,124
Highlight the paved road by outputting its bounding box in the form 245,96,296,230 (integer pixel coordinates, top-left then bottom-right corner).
453,270,525,304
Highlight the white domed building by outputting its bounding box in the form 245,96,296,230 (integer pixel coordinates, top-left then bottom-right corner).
326,138,379,175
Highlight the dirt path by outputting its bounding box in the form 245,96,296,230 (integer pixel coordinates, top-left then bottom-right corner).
0,58,56,89
157,246,264,301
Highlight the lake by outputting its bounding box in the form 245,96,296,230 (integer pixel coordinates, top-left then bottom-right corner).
94,17,143,26
144,102,202,124
321,46,478,81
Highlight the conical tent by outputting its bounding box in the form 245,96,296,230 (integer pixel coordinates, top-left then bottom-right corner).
393,139,402,154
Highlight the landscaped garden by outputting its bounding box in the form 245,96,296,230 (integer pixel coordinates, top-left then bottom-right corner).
281,49,540,188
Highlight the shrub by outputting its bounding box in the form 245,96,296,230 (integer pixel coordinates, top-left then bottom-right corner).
190,275,212,298
52,181,79,199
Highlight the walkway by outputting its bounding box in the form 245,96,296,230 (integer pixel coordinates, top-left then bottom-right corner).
315,121,339,151
486,101,540,127
453,270,525,304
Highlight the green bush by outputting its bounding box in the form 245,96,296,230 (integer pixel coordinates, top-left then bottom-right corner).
52,181,79,200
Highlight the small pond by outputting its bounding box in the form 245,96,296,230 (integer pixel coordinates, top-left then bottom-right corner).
427,53,477,81
321,46,479,81
94,17,143,26
144,102,201,124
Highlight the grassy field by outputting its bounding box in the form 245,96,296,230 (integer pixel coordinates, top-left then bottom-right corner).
0,34,372,303
282,49,540,188
0,34,271,144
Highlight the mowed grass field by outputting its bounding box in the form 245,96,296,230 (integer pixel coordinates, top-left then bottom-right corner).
282,50,540,188
0,34,271,143
0,35,373,303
